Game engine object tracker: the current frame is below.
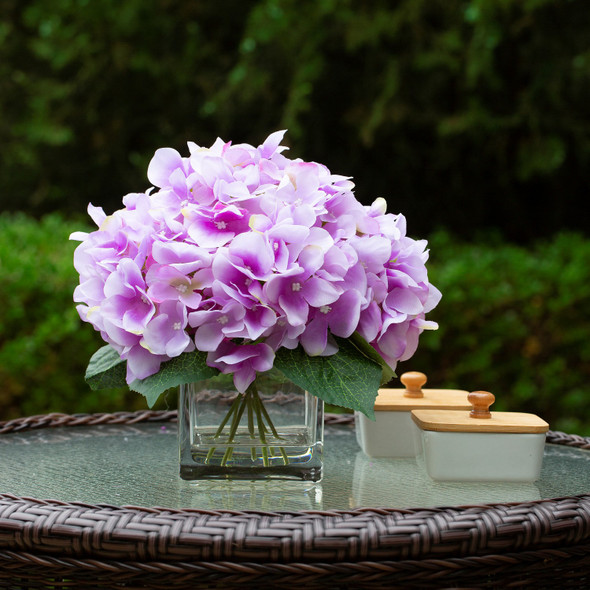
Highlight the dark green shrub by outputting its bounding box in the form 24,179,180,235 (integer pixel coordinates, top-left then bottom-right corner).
0,213,149,419
407,231,590,435
1,0,589,242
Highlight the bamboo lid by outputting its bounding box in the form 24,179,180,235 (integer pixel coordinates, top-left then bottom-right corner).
411,391,549,433
374,371,471,411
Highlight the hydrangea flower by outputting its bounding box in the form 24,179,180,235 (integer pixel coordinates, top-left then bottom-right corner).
73,130,440,394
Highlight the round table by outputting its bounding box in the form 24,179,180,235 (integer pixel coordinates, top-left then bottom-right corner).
1,410,590,589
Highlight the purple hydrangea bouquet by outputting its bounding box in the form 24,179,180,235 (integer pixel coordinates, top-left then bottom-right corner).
72,131,440,479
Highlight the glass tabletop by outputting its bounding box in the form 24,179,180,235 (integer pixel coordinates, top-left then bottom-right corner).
1,422,589,511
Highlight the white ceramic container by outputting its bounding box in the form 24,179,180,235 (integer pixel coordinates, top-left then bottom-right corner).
412,391,549,482
355,372,470,458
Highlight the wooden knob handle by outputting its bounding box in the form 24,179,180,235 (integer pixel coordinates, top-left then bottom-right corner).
468,391,495,419
401,371,427,398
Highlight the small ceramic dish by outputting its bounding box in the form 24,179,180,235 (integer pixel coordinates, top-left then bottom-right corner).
411,391,549,482
355,371,470,457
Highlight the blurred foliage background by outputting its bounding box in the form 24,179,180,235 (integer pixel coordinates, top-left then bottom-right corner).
1,0,589,431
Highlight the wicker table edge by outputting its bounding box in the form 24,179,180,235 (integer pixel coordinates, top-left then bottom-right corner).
0,410,589,564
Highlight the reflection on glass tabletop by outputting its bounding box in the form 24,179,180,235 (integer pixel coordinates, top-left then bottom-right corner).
1,422,589,511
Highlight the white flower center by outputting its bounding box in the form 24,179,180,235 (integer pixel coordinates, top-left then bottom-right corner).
319,305,332,314
217,315,229,325
215,220,227,230
173,322,182,330
175,283,188,293
291,282,302,292
141,295,149,304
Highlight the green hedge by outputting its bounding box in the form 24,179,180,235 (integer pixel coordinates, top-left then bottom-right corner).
1,214,589,434
407,230,590,434
0,213,149,418
1,0,590,242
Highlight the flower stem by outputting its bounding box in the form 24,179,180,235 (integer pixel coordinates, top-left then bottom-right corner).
205,392,242,464
247,395,257,461
220,393,248,466
256,392,283,440
210,379,290,467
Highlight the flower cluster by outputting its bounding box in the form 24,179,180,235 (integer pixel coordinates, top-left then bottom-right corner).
72,131,441,393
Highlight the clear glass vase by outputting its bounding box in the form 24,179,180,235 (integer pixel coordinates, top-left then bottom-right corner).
178,370,324,481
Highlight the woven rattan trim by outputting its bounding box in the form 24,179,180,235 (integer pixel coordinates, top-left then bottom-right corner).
0,409,353,434
1,410,590,565
2,545,590,589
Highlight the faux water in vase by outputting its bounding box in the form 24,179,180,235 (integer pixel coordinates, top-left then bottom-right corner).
179,370,324,481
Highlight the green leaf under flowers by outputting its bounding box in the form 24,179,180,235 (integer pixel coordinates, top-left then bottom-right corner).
349,332,396,386
85,345,128,390
87,334,390,416
274,336,382,419
129,349,219,408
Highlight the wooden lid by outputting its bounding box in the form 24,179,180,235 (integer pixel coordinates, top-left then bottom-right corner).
374,371,471,411
411,391,549,433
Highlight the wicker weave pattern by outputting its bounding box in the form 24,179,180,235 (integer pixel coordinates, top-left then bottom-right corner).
1,410,590,588
0,409,358,435
2,493,590,563
0,410,178,434
1,545,590,589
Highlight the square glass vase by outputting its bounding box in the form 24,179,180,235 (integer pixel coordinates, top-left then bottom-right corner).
179,370,324,481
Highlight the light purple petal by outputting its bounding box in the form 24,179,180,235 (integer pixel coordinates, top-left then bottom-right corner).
302,277,341,307
399,323,421,362
216,346,260,365
103,259,144,299
169,167,188,198
267,223,309,243
352,235,392,273
243,306,277,340
147,148,183,188
187,222,235,248
328,290,362,338
74,277,105,304
141,301,190,357
229,232,274,279
279,293,309,326
385,288,424,315
298,245,325,274
300,315,328,356
122,296,155,334
258,130,287,158
250,344,275,371
101,317,140,348
358,301,382,343
424,284,442,313
194,323,225,352
233,365,257,393
376,324,407,365
125,345,163,381
263,267,305,303
87,203,106,227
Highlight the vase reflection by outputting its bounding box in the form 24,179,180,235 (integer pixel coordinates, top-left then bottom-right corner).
177,479,323,511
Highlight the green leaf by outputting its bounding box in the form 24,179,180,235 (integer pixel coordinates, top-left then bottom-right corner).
87,335,388,415
129,350,219,408
349,331,396,386
85,345,127,390
274,336,382,419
